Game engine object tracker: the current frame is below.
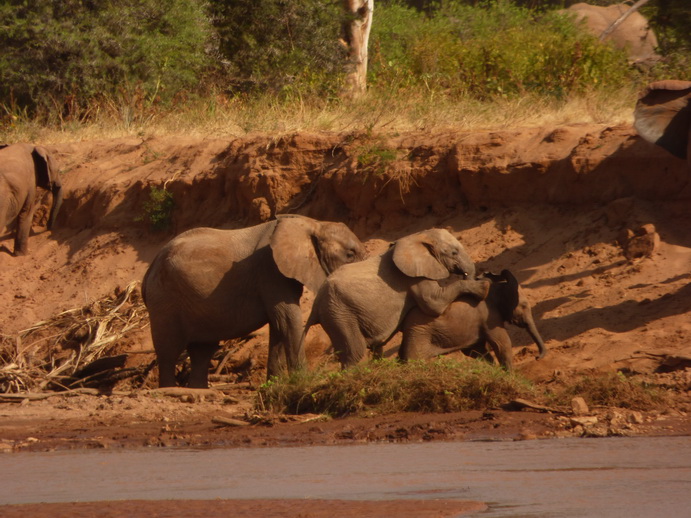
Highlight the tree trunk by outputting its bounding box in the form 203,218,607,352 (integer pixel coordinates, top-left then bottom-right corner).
342,0,373,99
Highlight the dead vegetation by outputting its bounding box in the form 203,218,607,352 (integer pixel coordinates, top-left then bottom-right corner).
0,282,151,394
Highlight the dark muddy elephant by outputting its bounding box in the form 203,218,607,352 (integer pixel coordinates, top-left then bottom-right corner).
304,228,490,368
399,270,547,371
0,143,63,256
562,3,660,65
634,80,691,167
142,215,366,387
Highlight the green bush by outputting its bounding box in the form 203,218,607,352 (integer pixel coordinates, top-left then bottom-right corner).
139,186,175,231
209,0,347,98
0,0,212,118
369,1,634,98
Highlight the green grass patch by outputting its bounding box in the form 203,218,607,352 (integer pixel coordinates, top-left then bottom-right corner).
257,358,533,417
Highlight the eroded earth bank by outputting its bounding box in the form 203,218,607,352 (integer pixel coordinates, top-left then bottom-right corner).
1,123,690,458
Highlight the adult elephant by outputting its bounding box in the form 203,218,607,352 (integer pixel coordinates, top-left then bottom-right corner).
304,228,489,368
142,215,366,387
562,2,660,65
0,143,63,256
399,270,547,371
634,80,691,167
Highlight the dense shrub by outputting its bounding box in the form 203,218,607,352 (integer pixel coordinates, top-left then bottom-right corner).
209,0,347,97
369,1,634,98
0,0,212,117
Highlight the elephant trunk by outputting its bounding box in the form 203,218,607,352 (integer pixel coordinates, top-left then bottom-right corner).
47,183,63,230
525,318,547,360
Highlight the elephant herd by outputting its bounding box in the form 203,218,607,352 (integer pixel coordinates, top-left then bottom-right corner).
1,80,689,388
142,219,547,387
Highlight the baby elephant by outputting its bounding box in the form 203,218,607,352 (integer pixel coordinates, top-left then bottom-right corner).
305,228,490,368
398,270,547,370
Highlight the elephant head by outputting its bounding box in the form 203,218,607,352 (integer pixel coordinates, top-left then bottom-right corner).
392,228,476,280
31,146,63,229
270,215,366,293
634,80,691,165
485,270,547,360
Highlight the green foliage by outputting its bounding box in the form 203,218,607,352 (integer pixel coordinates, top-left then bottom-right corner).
209,0,347,98
257,358,532,416
139,186,175,231
0,0,212,118
369,1,634,99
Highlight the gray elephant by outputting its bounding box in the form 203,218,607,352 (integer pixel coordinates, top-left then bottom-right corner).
304,228,489,368
399,270,547,371
634,80,691,167
142,215,366,387
562,3,659,65
0,143,63,256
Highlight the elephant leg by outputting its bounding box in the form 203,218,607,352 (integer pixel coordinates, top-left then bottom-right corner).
267,334,289,379
188,341,219,388
151,322,187,388
14,198,35,256
323,318,368,368
266,302,305,378
486,327,513,371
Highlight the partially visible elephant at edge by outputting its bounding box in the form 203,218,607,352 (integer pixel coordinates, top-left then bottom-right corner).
634,80,691,167
398,270,547,371
303,228,490,368
142,215,366,388
562,3,659,65
0,143,63,256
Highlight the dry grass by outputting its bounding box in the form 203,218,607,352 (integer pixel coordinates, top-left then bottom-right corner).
0,282,149,393
0,86,638,145
549,372,672,411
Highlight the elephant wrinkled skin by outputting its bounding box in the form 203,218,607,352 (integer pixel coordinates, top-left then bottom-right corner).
0,143,63,256
304,228,490,368
634,80,691,167
142,215,365,388
399,270,547,371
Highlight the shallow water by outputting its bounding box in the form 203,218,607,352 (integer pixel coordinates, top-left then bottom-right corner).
1,436,690,516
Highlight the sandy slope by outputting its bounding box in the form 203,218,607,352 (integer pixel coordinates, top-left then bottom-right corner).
0,123,689,453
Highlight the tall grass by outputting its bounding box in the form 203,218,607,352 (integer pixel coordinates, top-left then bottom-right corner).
0,85,640,145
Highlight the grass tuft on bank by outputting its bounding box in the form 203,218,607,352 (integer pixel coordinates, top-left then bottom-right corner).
257,358,533,416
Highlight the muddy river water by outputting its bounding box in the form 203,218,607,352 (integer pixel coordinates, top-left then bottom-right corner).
1,436,690,516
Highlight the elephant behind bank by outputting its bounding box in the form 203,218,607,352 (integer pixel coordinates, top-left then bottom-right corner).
634,80,691,168
0,143,63,256
399,270,547,370
142,215,366,388
304,228,490,368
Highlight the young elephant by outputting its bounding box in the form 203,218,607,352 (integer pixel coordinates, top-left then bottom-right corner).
398,270,547,370
142,215,365,387
0,143,63,255
304,228,489,367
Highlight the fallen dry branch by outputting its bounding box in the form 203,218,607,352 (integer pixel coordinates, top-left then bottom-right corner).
0,282,149,393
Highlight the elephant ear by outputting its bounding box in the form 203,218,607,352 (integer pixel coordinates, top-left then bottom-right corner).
270,216,326,293
634,80,691,160
497,270,520,323
392,232,449,280
32,146,60,189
